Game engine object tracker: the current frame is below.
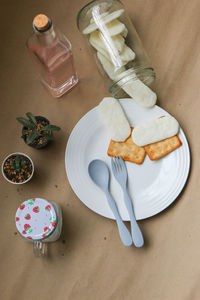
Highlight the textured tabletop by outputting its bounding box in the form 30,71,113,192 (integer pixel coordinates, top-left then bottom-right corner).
0,0,199,299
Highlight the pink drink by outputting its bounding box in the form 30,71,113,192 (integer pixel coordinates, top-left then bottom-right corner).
27,14,78,98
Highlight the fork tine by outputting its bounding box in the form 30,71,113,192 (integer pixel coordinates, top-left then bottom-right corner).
114,156,119,172
116,156,121,171
119,156,123,171
111,157,116,173
120,156,127,174
119,156,125,170
113,157,118,172
113,157,117,172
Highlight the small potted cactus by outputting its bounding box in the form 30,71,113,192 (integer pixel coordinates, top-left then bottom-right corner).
2,153,34,184
17,112,60,149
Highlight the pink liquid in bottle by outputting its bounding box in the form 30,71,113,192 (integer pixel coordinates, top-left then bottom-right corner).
27,14,78,98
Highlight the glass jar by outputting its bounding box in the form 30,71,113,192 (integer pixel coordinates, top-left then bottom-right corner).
15,198,62,257
77,0,156,107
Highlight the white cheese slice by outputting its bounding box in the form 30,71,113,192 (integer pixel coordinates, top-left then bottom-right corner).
121,27,128,38
97,51,125,80
99,97,131,142
103,19,126,36
132,116,180,146
91,16,126,36
90,31,135,66
122,79,157,107
116,70,157,107
119,44,135,64
90,12,109,23
83,9,125,34
90,30,125,54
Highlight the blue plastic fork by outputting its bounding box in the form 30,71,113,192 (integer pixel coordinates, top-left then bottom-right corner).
111,156,144,248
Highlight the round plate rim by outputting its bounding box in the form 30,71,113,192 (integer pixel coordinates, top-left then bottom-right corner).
65,99,190,220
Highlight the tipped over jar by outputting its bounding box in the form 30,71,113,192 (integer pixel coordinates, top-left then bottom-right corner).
77,0,157,107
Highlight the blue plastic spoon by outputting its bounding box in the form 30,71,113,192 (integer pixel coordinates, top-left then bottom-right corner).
88,159,132,247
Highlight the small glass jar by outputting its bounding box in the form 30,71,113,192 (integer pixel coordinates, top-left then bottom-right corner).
15,198,62,257
77,0,156,107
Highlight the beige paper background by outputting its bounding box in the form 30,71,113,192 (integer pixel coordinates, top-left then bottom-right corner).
0,0,199,299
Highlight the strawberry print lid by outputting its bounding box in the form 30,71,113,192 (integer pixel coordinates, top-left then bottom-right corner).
15,198,57,241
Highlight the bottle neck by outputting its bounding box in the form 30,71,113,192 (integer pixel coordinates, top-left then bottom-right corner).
34,22,56,45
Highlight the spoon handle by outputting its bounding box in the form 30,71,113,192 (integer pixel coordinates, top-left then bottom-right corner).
105,190,132,247
123,188,144,248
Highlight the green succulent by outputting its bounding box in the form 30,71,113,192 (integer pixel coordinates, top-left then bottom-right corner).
11,155,25,172
17,112,60,145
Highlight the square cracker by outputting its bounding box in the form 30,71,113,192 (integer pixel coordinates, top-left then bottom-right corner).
144,135,182,160
107,128,146,164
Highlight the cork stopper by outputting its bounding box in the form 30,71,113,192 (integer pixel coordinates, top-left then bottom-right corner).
33,14,49,31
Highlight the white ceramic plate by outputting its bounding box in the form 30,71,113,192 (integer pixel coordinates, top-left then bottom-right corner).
65,99,190,220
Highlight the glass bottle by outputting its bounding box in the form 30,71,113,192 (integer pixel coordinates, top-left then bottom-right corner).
77,0,156,107
27,14,78,98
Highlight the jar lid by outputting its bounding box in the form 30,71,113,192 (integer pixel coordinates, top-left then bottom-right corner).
15,198,57,241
